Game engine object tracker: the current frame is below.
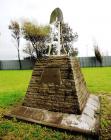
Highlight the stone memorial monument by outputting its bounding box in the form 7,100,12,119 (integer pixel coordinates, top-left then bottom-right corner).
6,8,100,136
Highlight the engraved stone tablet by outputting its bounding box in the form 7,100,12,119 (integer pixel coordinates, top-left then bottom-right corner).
41,67,61,85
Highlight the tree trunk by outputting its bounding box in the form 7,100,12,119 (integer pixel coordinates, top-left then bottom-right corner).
17,39,22,70
17,49,22,70
35,49,38,59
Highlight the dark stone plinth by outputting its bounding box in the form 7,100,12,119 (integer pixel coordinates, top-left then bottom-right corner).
23,56,89,114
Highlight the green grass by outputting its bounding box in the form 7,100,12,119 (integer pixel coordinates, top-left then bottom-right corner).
0,70,31,93
0,70,32,107
0,119,85,140
0,68,111,139
82,67,111,93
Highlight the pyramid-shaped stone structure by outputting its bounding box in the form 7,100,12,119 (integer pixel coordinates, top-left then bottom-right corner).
5,56,100,136
23,56,89,114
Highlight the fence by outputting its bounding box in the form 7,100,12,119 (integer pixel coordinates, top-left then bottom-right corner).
0,60,34,70
0,56,111,70
78,56,111,67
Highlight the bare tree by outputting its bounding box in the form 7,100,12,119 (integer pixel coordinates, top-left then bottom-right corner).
61,23,78,56
23,42,36,61
9,21,22,69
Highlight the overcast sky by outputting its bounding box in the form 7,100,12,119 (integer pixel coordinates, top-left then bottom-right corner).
0,0,111,60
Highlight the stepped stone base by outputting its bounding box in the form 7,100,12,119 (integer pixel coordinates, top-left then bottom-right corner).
6,95,100,135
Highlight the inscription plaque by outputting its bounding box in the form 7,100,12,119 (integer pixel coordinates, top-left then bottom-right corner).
41,67,61,85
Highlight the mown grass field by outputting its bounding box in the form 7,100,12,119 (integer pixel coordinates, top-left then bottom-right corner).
0,68,111,140
0,70,31,107
82,67,111,93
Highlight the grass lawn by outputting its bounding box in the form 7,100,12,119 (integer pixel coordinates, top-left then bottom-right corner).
0,68,111,139
82,67,111,93
0,70,31,107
